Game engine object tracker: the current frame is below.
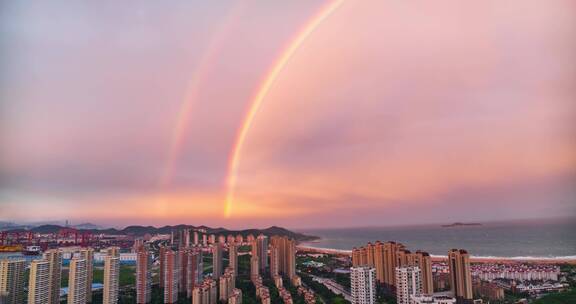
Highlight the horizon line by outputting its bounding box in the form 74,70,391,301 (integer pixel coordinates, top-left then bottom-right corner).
2,215,573,231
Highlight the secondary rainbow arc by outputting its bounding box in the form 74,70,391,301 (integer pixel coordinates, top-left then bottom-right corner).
159,4,244,188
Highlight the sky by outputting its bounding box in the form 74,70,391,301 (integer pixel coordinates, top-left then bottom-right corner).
1,0,575,229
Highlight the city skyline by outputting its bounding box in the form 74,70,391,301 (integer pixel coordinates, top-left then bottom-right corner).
1,226,569,303
1,0,575,228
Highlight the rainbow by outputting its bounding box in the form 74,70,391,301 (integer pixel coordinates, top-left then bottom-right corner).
160,4,244,188
224,0,345,217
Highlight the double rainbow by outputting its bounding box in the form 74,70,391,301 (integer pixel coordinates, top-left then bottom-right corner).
160,1,344,217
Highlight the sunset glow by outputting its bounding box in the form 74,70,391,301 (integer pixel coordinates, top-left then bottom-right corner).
1,0,575,228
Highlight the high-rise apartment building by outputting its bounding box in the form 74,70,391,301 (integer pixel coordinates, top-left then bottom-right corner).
186,250,201,298
136,249,152,304
133,239,145,252
106,247,120,258
269,246,279,277
365,243,375,267
256,234,268,271
448,249,473,304
212,242,223,280
196,249,204,283
79,248,94,302
412,251,433,294
159,246,166,289
395,266,422,304
352,246,367,267
181,229,191,248
217,235,226,244
28,260,50,304
352,247,361,267
191,284,207,304
192,278,216,304
269,236,296,280
228,288,242,304
219,268,235,302
374,242,388,284
193,231,199,245
226,235,235,244
396,249,412,269
68,258,88,304
0,259,25,304
355,241,433,296
179,248,203,297
164,250,180,303
355,241,406,289
352,247,362,267
103,254,120,304
208,278,217,304
178,250,188,294
269,263,285,288
351,266,376,304
250,255,260,279
250,239,257,257
356,242,396,285
383,242,405,289
229,242,238,275
45,249,62,304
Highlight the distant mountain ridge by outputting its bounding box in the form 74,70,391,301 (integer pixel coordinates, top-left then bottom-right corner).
5,224,318,242
0,221,101,231
72,222,103,230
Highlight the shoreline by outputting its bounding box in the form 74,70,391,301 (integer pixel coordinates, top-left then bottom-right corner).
296,245,576,264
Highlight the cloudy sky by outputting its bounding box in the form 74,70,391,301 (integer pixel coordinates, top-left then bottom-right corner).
1,0,575,228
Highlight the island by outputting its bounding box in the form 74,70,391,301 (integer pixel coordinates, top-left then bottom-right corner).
441,222,482,228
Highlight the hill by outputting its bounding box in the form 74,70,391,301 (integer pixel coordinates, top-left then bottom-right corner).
8,224,318,242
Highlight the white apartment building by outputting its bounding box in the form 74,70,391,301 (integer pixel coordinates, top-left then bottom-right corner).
28,260,50,304
103,256,120,304
351,266,376,304
0,259,26,304
396,266,422,304
94,252,137,263
68,258,88,304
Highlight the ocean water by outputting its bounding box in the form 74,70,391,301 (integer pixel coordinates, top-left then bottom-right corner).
299,218,576,259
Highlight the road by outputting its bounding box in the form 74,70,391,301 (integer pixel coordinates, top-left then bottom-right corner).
311,275,352,302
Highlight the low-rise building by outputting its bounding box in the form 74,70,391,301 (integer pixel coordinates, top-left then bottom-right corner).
471,264,560,282
410,295,457,304
473,280,504,301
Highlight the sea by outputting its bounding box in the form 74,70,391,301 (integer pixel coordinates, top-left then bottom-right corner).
299,218,576,259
